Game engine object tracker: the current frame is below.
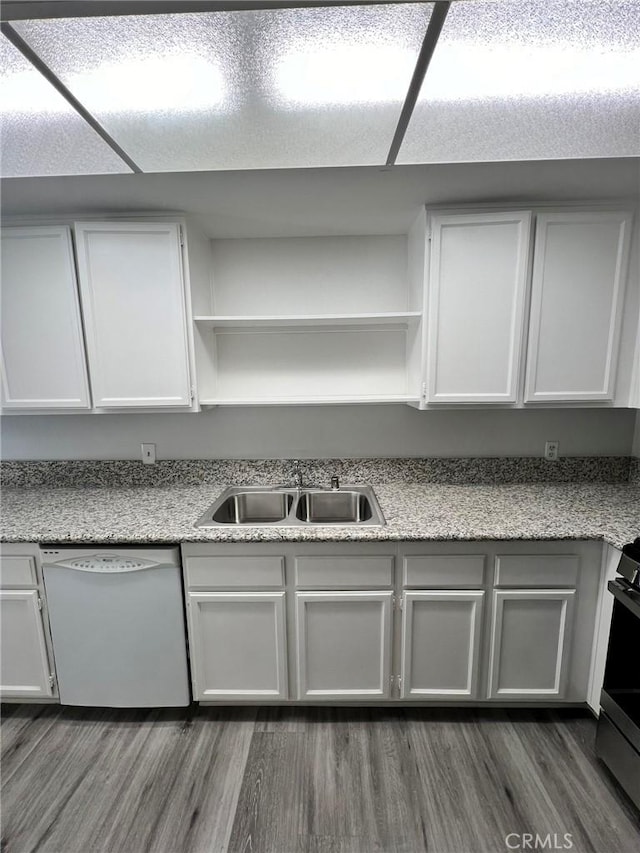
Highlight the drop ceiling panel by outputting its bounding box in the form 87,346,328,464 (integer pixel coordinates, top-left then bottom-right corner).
399,0,640,164
0,35,132,177
14,4,433,172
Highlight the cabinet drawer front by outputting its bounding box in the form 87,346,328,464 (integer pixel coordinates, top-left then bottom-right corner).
495,555,579,587
403,555,485,588
295,556,393,589
0,556,38,588
185,556,284,589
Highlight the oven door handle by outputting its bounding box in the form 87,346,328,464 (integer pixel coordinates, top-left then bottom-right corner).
608,580,640,619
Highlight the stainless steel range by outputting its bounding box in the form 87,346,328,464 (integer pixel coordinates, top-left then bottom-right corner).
596,538,640,810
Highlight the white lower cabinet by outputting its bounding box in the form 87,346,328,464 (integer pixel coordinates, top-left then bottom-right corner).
187,591,288,700
488,589,576,700
400,591,484,699
0,590,54,699
182,541,601,707
295,591,393,700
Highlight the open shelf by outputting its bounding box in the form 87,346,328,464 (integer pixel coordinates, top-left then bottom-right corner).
193,312,422,329
199,394,421,406
187,225,427,408
199,328,412,401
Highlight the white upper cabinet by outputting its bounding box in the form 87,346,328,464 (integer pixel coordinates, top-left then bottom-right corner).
74,221,192,408
426,212,532,403
524,211,633,402
1,226,90,410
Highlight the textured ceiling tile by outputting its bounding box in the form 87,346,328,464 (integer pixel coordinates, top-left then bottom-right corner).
399,0,640,163
0,34,132,177
14,4,433,172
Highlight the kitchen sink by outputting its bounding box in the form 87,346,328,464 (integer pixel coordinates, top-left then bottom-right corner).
295,490,374,524
195,485,385,528
211,491,294,524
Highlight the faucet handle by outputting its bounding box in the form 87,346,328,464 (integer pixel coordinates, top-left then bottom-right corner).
330,475,340,491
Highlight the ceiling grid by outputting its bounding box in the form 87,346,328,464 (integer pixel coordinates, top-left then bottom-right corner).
0,0,638,178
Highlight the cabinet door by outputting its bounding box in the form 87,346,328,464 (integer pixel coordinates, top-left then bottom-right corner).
488,590,575,700
0,590,53,698
1,226,90,409
401,591,484,699
187,592,287,700
525,211,632,402
74,221,191,408
295,591,392,700
426,212,532,403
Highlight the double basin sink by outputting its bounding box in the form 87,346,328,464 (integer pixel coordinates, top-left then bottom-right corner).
195,485,385,528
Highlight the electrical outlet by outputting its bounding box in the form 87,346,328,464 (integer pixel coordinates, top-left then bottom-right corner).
544,440,559,462
141,443,156,465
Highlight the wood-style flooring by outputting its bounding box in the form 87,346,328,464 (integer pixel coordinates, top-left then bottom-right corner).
1,705,638,853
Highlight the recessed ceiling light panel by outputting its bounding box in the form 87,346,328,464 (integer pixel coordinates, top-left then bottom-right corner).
399,0,640,163
13,5,434,172
0,34,132,177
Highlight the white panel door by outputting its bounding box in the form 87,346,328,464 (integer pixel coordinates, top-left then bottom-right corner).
488,590,575,700
525,211,633,402
426,211,532,403
0,590,53,698
296,591,392,700
74,221,191,407
1,226,90,409
187,592,288,700
401,591,484,699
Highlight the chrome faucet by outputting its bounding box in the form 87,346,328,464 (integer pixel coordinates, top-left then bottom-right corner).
330,475,340,491
292,460,303,489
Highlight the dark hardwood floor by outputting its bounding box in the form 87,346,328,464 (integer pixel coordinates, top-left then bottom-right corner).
1,705,638,853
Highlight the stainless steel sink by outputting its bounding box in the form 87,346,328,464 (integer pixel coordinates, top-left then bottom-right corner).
195,485,385,528
211,490,294,524
295,490,374,524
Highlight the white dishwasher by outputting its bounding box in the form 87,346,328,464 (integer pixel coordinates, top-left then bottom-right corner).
41,546,190,708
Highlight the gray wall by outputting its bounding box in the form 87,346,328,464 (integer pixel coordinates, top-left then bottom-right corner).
1,406,636,461
633,410,640,457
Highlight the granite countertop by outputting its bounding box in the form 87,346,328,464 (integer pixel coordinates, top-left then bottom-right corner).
1,482,639,549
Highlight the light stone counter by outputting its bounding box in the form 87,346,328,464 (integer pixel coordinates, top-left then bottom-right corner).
2,482,638,550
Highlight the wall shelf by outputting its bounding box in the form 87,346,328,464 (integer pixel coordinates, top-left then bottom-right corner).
199,394,422,406
194,312,422,329
188,228,427,408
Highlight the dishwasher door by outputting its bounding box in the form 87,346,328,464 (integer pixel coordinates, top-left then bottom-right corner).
42,548,190,708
